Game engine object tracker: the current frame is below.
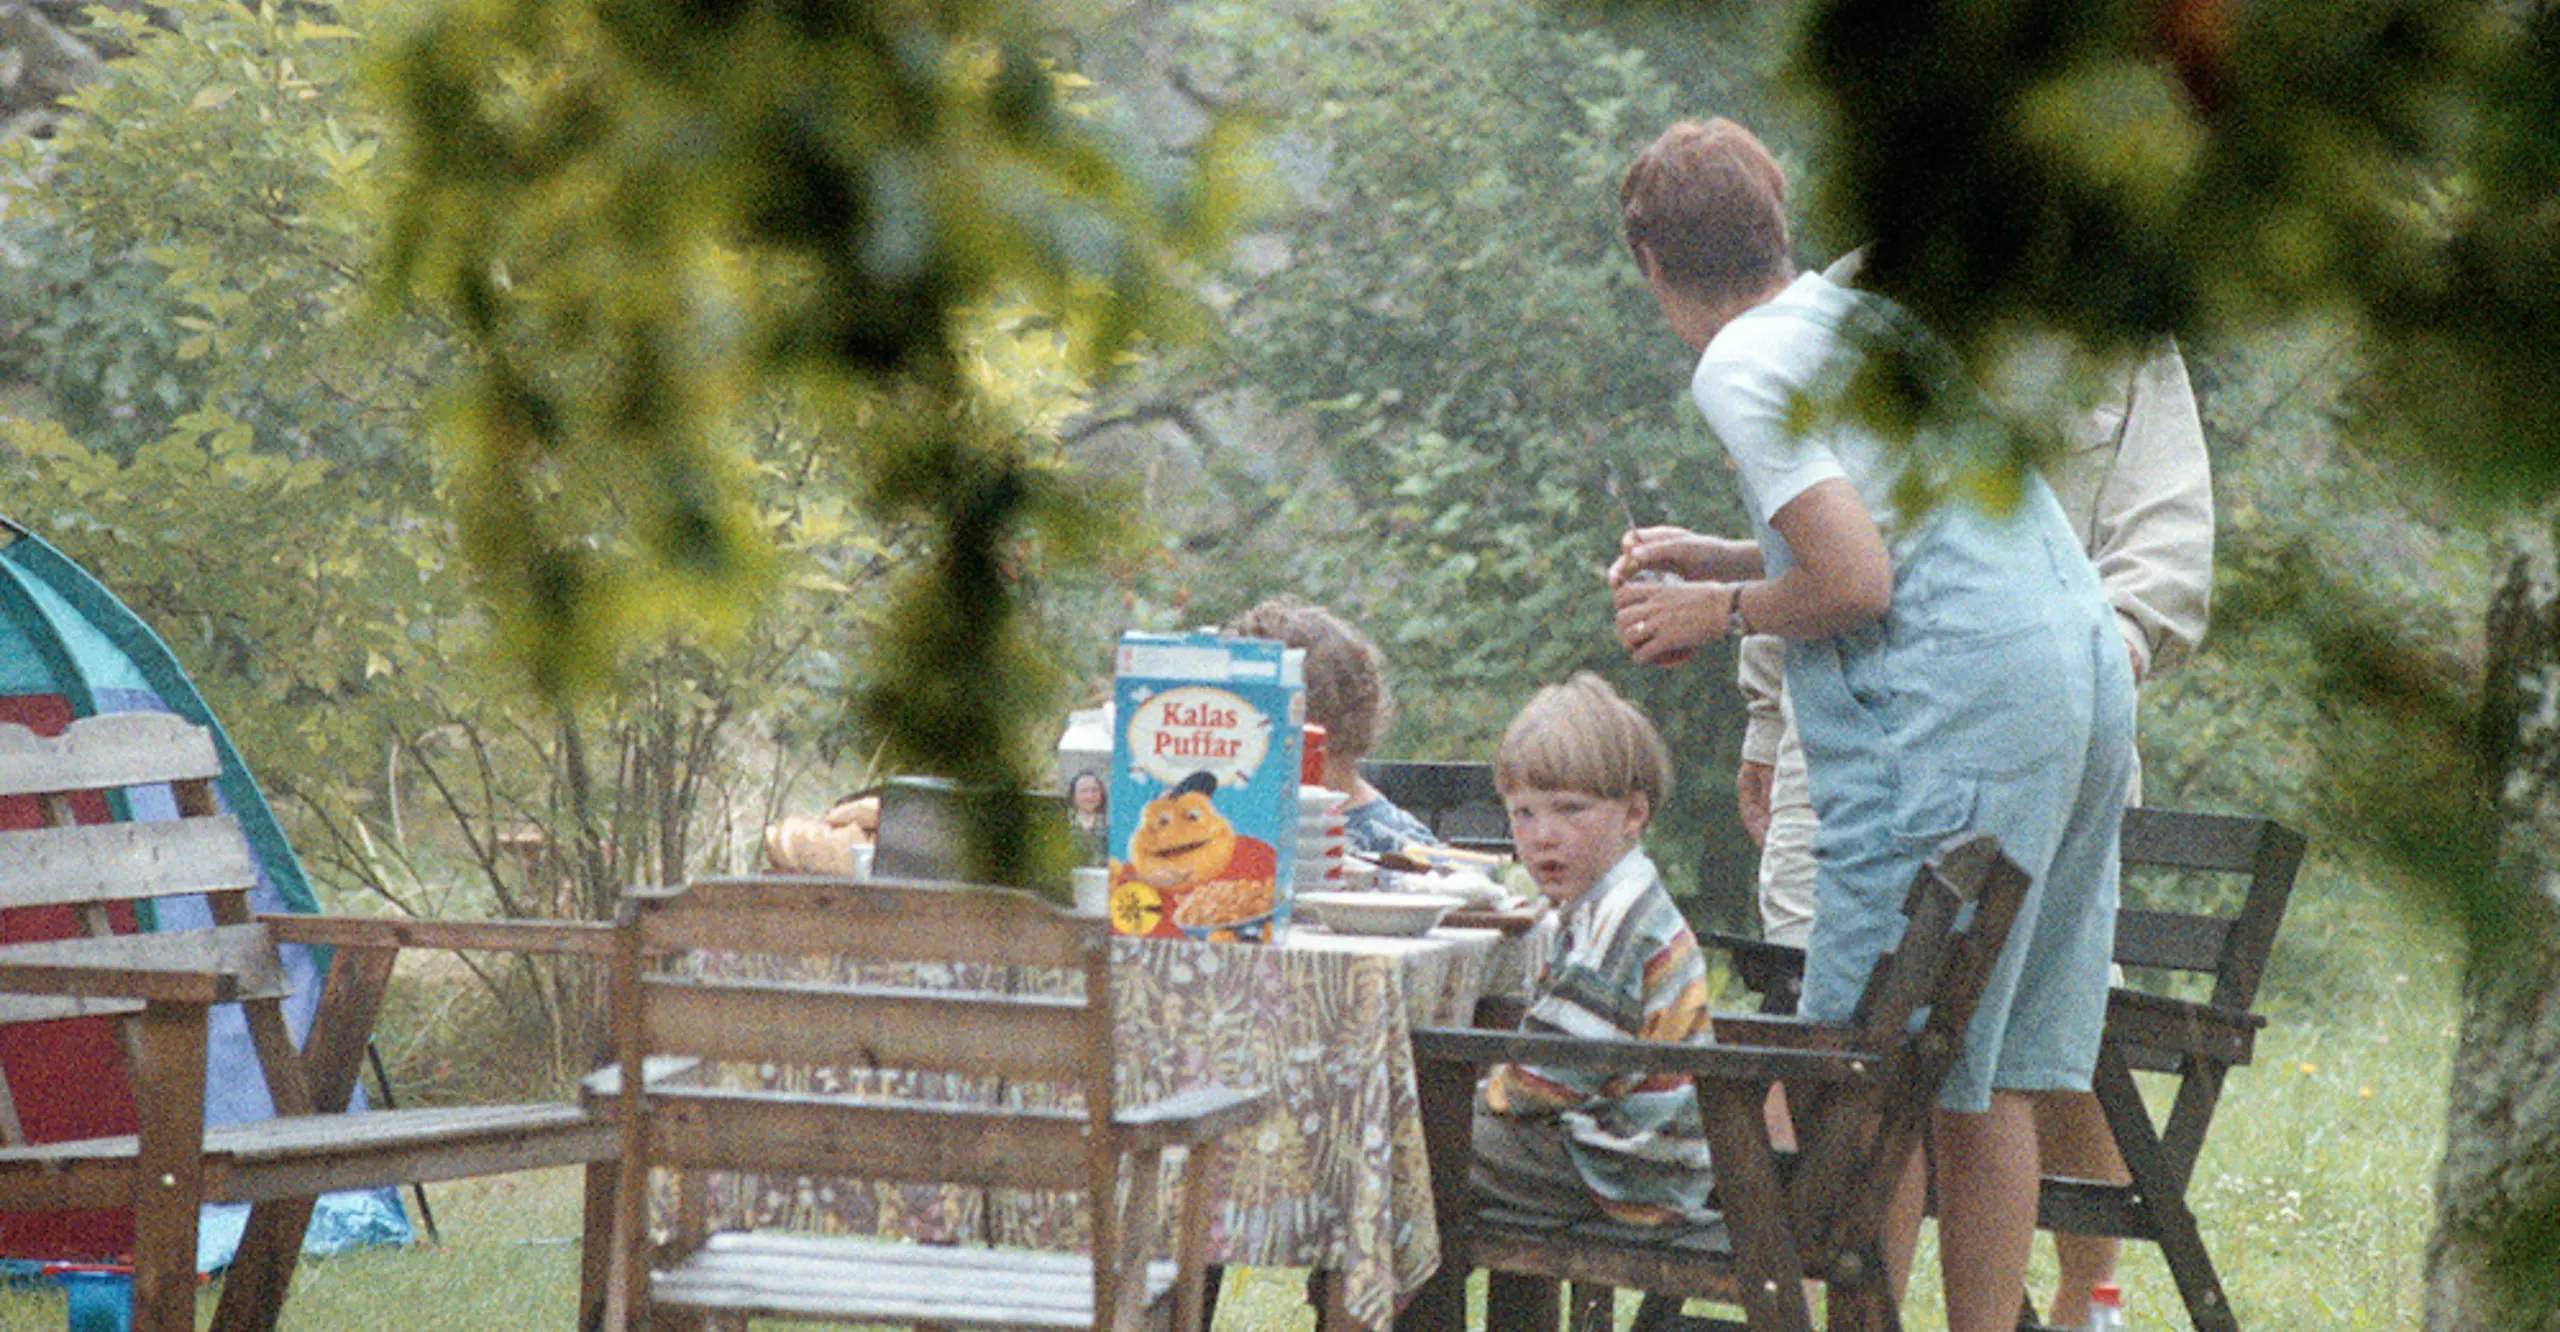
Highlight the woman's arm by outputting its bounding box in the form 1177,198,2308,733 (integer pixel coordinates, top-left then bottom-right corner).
1611,479,1889,661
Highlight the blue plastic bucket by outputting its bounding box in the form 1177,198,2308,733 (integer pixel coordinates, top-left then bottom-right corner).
47,1267,132,1332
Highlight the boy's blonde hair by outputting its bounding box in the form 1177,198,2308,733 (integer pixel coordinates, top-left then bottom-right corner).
1227,595,1395,760
1494,672,1674,811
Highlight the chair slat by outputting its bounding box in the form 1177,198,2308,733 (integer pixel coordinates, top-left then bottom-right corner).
0,714,222,796
2118,807,2276,873
2113,907,2232,974
642,1088,1095,1192
0,993,143,1026
0,817,260,910
655,1234,1173,1329
640,977,1093,1084
635,876,1096,971
0,923,289,1005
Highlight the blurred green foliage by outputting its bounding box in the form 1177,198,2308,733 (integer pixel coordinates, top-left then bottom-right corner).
374,0,1261,888
0,0,1054,935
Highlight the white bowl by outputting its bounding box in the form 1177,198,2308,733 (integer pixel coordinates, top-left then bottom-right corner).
1296,890,1463,937
1299,785,1350,813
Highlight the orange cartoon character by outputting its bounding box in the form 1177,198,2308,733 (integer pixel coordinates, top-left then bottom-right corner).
1112,772,1277,941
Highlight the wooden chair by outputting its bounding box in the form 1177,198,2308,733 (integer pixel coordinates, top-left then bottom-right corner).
1359,760,1512,854
1395,833,2033,1332
1673,808,2306,1332
0,712,621,1332
595,873,1271,1331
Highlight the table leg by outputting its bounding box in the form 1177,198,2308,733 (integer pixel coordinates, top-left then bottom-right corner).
1315,1267,1359,1332
1487,1272,1559,1332
1397,1053,1479,1332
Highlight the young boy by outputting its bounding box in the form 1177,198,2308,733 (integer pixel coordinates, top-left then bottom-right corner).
1470,672,1715,1225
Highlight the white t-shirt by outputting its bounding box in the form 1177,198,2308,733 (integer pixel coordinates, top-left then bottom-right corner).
1689,272,1907,574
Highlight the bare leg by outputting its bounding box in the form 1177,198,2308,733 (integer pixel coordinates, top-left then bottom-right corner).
2035,1089,2129,1326
1935,1093,2040,1332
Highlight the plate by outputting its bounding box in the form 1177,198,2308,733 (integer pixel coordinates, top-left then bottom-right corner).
1296,890,1463,937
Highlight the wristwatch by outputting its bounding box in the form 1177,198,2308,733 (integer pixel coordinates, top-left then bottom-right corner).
1725,583,1752,640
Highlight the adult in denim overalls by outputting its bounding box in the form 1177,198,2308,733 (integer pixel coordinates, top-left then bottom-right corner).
1605,119,2134,1332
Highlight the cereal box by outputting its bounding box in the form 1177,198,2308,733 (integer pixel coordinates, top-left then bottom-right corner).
1108,632,1304,941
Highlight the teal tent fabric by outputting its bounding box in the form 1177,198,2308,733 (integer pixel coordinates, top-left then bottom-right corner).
0,518,411,1267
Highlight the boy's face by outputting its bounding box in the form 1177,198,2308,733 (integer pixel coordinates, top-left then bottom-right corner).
1503,787,1650,903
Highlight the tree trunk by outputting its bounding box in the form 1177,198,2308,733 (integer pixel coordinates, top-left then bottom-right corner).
2428,519,2560,1332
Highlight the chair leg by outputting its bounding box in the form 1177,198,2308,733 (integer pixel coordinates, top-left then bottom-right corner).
208,1199,319,1332
2141,1198,2241,1332
1567,1282,1615,1332
579,1160,617,1332
1487,1272,1559,1332
130,1004,210,1332
1630,1293,1688,1332
2092,1058,2240,1332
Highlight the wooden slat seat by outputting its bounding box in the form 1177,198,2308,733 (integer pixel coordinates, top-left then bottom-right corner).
595,874,1272,1332
654,1232,1180,1329
1396,834,2034,1332
0,712,621,1332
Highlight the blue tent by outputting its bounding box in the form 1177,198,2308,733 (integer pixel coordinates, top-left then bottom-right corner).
0,517,410,1268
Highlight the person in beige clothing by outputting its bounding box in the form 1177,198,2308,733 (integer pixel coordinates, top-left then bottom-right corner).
1736,256,2213,1326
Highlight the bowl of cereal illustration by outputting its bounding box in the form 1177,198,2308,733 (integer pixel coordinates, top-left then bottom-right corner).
1171,877,1279,943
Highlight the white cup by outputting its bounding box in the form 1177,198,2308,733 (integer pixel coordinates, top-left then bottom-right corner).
847,843,876,881
1071,866,1111,916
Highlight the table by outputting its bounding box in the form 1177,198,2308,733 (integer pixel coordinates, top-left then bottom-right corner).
685,923,1501,1331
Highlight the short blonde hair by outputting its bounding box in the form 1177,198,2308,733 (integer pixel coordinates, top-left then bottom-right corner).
1620,117,1792,304
1494,672,1673,811
1227,596,1395,760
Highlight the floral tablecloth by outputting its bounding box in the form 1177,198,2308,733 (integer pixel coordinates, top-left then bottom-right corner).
683,925,1500,1331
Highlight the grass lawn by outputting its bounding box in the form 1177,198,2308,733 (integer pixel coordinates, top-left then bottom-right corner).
0,952,2454,1330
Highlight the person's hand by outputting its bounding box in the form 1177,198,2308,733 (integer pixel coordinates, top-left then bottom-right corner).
1610,525,1715,586
1612,576,1719,666
1736,760,1773,846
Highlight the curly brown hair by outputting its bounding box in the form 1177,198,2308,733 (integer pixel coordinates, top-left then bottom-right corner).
1226,596,1394,761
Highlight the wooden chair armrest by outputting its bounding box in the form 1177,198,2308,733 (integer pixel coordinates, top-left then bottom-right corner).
1115,1084,1273,1152
1410,1027,1877,1087
2104,988,2265,1065
1708,1013,1853,1052
261,914,618,958
0,924,285,1005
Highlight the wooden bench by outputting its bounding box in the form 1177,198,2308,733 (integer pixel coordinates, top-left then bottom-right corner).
590,874,1272,1331
1671,807,2306,1332
1395,833,2033,1332
0,712,620,1332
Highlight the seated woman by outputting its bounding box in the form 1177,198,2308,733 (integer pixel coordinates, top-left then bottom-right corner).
1227,596,1434,857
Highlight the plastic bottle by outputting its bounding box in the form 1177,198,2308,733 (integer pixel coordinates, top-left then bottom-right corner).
2084,1281,2129,1332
